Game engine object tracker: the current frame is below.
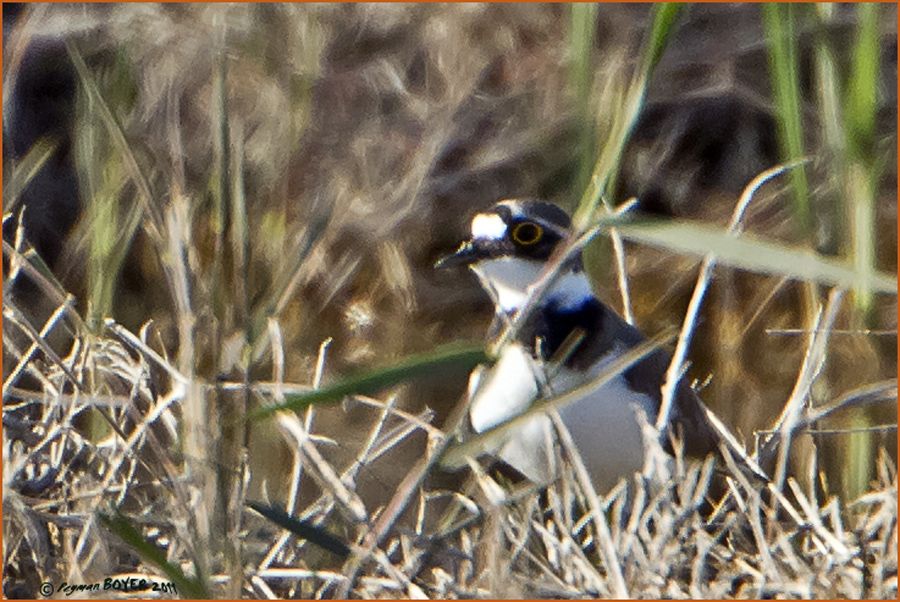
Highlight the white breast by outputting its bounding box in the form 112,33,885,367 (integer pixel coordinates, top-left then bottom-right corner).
468,344,659,493
469,343,539,433
468,342,555,485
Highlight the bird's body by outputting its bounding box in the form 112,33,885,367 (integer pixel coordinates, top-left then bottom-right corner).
438,199,721,493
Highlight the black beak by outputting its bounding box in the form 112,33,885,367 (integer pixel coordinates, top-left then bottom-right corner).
434,241,479,269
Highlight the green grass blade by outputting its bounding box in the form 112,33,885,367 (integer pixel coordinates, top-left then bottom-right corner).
86,171,125,326
99,512,209,599
615,218,896,294
67,42,162,325
66,41,164,244
845,3,879,161
762,4,810,232
573,3,683,227
569,3,599,194
251,343,489,420
247,501,350,558
813,4,882,315
642,3,684,75
845,4,881,315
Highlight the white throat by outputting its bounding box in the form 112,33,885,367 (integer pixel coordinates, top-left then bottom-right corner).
470,257,594,313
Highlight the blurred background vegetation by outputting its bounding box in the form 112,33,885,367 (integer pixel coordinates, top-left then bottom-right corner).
2,3,897,598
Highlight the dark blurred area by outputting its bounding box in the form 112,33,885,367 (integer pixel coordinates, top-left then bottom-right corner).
2,2,896,516
3,3,80,268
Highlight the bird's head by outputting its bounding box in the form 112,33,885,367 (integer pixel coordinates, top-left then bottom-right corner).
436,199,576,312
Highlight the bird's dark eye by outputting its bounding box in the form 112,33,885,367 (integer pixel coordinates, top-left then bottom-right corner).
511,222,543,246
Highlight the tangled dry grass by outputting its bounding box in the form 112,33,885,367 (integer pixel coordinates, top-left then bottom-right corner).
2,287,897,598
3,3,897,599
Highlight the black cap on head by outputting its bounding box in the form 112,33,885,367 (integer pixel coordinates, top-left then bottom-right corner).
494,199,572,232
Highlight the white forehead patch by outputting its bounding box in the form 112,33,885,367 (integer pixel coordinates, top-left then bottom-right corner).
471,213,507,240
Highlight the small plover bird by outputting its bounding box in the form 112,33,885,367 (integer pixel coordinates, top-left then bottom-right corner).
437,198,729,493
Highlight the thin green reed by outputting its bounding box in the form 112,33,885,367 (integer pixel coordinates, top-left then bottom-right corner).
762,4,811,235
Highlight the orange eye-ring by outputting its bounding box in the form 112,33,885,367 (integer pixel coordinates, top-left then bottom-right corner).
511,222,543,246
